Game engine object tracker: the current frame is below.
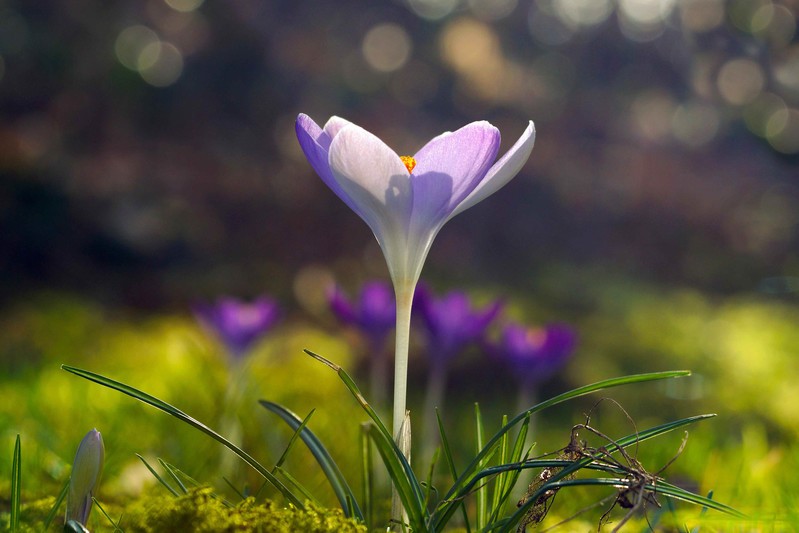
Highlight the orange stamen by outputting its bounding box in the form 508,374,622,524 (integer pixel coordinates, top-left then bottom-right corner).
400,155,416,174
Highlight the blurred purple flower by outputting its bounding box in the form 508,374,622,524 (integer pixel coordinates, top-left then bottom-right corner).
194,296,281,357
414,284,503,362
328,281,396,348
491,322,577,386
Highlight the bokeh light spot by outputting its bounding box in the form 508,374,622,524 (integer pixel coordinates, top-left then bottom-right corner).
138,42,184,87
717,58,765,105
671,102,719,146
773,44,799,94
554,0,613,29
164,0,204,12
766,108,799,154
362,23,412,73
678,0,725,33
631,90,676,142
743,92,788,137
408,0,459,20
115,25,160,71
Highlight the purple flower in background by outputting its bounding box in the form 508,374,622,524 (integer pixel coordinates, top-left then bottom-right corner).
491,322,577,387
328,281,396,349
329,281,396,407
194,296,281,357
414,284,503,363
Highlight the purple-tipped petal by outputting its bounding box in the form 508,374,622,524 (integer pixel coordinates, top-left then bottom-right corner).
296,114,350,203
411,122,501,224
450,121,535,219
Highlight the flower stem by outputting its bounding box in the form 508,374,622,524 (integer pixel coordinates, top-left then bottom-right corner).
392,283,414,440
391,281,415,527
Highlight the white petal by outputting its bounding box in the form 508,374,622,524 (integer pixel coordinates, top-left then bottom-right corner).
328,124,415,279
449,121,535,219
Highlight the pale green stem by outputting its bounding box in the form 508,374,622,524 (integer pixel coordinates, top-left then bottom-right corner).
392,283,414,439
391,280,416,528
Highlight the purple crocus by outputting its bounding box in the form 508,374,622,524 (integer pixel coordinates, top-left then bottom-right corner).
328,281,396,406
414,285,503,460
414,284,503,363
328,281,396,350
194,296,281,357
296,114,535,292
491,322,577,392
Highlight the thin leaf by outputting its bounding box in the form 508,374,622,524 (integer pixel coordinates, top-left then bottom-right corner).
364,422,427,531
497,415,733,532
475,404,487,530
359,424,373,530
10,434,21,532
272,408,315,472
259,400,363,520
432,370,692,530
275,466,322,507
158,458,188,494
436,409,471,533
43,477,70,529
305,350,427,527
92,497,123,531
62,365,302,509
136,454,180,497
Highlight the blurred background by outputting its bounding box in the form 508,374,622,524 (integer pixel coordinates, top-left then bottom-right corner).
2,0,799,528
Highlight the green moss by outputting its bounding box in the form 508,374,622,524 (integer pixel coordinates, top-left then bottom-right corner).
122,487,366,533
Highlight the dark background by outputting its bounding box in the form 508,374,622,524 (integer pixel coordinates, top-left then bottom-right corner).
2,0,798,309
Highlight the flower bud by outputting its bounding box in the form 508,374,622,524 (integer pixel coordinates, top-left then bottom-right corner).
65,429,104,526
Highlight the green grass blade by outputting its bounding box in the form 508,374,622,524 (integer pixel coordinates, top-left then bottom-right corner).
432,370,691,529
136,454,180,497
272,408,315,471
475,404,487,530
498,415,729,532
305,349,427,526
488,415,530,525
439,412,713,530
365,422,427,531
275,466,323,507
304,350,391,437
259,400,363,520
436,409,471,533
92,497,122,531
44,477,70,529
158,458,188,494
62,365,303,509
359,423,373,530
10,434,21,532
490,414,509,518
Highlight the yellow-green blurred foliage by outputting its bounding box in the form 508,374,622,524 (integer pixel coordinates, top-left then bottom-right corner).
2,285,799,530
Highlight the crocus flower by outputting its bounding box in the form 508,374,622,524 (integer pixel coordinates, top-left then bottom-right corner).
414,284,503,460
194,296,281,357
296,113,535,521
296,114,535,292
328,281,396,350
490,322,577,398
414,284,503,363
66,429,104,526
